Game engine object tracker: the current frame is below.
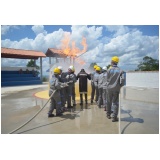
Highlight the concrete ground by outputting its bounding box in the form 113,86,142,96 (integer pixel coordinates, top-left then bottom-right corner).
120,86,159,134
1,85,159,134
1,84,118,134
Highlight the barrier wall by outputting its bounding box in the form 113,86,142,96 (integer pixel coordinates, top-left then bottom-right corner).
126,71,159,88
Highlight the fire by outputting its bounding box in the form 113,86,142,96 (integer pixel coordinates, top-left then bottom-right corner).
61,33,87,58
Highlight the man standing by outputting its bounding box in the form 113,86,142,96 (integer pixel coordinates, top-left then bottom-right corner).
98,66,107,108
93,66,101,103
106,56,125,122
65,66,77,108
71,67,77,106
90,65,98,103
77,69,91,105
48,68,68,117
58,66,68,112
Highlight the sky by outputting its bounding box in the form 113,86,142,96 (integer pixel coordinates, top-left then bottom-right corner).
1,25,159,75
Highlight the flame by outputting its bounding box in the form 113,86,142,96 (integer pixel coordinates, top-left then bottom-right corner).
61,33,87,57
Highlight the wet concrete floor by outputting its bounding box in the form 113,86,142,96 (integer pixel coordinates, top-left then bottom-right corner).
1,86,118,134
1,86,159,134
120,87,159,134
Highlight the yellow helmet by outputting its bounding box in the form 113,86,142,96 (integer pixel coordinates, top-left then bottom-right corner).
112,56,119,63
95,66,101,71
53,68,60,74
94,65,98,69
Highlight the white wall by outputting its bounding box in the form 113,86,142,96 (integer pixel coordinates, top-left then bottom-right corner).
126,71,159,88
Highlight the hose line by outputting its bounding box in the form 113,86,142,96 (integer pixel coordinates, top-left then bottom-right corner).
8,90,56,134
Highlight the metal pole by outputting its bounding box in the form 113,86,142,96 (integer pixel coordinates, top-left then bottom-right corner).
40,57,42,81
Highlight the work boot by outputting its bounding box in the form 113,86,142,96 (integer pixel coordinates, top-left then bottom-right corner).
72,100,76,105
85,94,87,104
63,107,68,112
56,113,63,117
112,117,118,122
80,102,83,105
48,114,55,118
67,106,73,108
107,115,111,119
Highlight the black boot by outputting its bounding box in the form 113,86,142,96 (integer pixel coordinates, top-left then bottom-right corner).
85,94,88,104
112,116,118,122
80,94,83,105
48,114,55,118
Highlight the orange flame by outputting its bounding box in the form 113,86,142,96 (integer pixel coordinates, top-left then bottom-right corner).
61,33,87,57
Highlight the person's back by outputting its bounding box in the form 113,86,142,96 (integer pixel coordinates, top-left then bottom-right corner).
93,66,101,102
77,69,91,104
106,56,125,122
107,65,124,92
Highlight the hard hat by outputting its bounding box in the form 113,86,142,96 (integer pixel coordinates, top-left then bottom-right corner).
94,65,98,69
95,66,101,71
111,56,119,63
53,68,60,74
69,65,75,72
58,66,63,71
102,66,107,71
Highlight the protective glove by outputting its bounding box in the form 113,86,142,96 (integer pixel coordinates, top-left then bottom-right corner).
63,83,69,87
68,80,73,84
66,75,69,79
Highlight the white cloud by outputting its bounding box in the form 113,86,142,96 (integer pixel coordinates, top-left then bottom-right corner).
1,25,19,35
1,25,159,73
31,25,47,35
105,25,130,37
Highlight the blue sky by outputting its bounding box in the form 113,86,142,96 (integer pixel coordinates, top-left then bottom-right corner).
1,25,159,75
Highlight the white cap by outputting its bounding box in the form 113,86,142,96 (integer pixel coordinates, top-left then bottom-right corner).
102,66,107,71
58,66,63,71
69,65,75,72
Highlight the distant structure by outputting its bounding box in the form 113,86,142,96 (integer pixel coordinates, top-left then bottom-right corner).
45,48,75,68
1,47,46,86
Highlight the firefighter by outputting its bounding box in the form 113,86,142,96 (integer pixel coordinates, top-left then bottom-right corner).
97,66,107,108
65,66,77,108
58,66,68,112
93,66,101,102
71,67,77,106
48,67,68,117
101,66,108,111
90,65,98,103
77,69,91,105
106,56,125,122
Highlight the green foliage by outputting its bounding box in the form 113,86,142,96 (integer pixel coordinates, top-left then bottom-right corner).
88,62,97,71
107,64,111,69
42,76,48,82
26,59,40,75
27,59,40,69
136,56,159,71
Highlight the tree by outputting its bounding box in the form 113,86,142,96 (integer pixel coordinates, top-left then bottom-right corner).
26,59,40,69
107,64,111,69
88,62,97,71
136,56,159,71
26,59,40,76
